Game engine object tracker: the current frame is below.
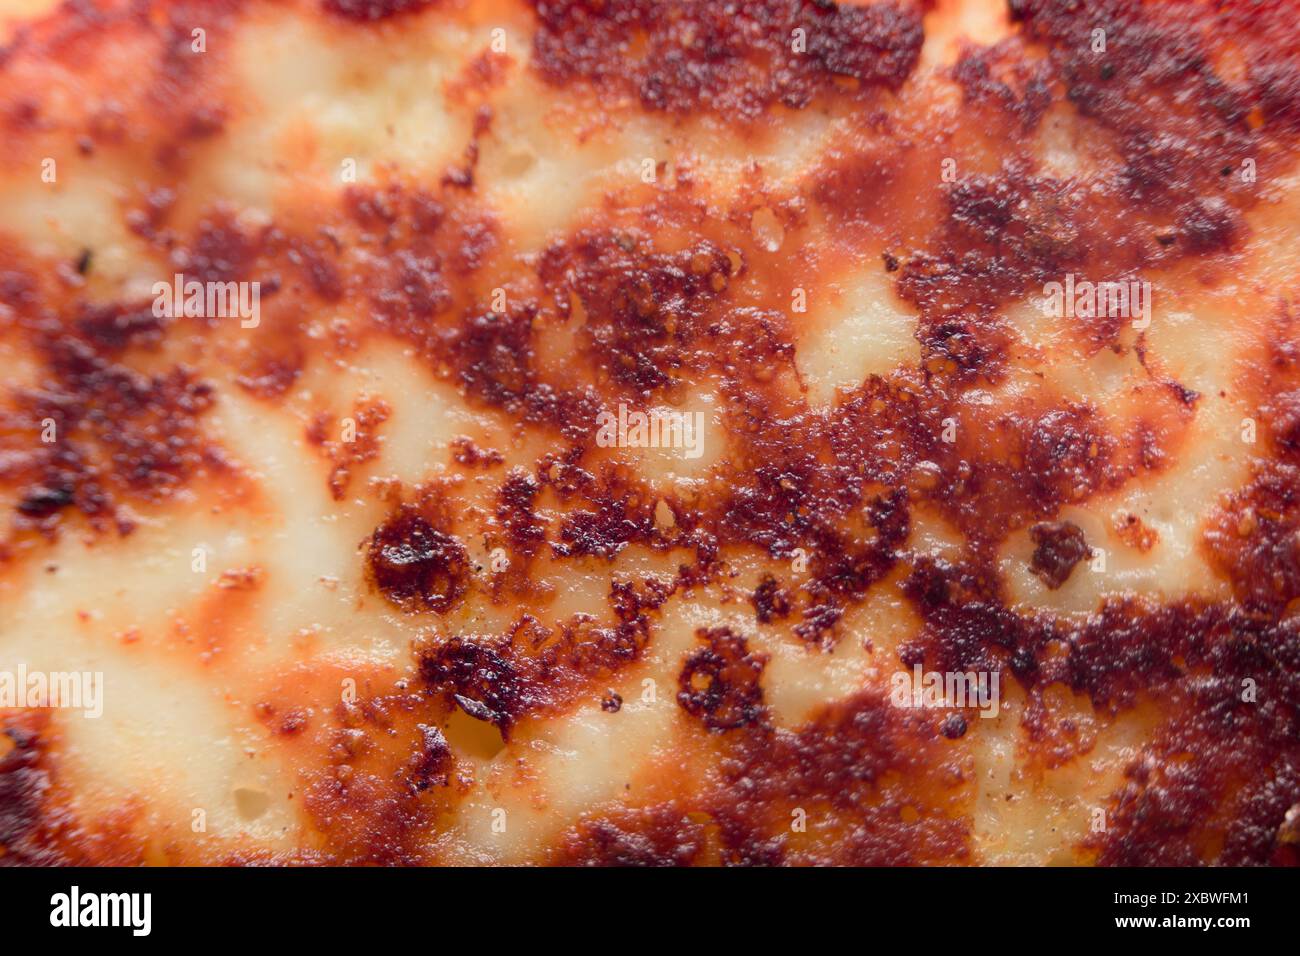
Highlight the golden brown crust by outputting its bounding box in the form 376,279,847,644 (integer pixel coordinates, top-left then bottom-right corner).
2,0,1300,866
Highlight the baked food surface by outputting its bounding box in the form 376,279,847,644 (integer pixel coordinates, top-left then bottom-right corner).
2,0,1300,866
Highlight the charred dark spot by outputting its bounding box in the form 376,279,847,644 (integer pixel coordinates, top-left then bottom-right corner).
1167,380,1199,408
1075,607,1300,865
310,400,391,500
712,691,972,864
1176,196,1238,252
1205,463,1300,613
1023,408,1117,508
901,556,1035,676
184,212,259,285
538,232,733,395
529,0,923,121
0,719,64,865
940,713,968,739
809,489,910,602
291,239,344,302
366,508,469,613
277,708,309,736
552,804,704,866
15,483,75,518
418,636,528,733
677,627,768,731
751,574,792,623
1265,388,1300,457
1254,60,1300,134
496,467,546,557
73,303,165,353
793,601,844,644
1,318,219,533
322,0,434,21
451,437,504,468
407,724,452,792
952,42,1053,132
1028,520,1090,589
554,498,653,560
448,309,536,409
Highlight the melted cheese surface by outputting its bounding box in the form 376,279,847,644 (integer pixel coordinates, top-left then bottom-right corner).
2,0,1300,866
